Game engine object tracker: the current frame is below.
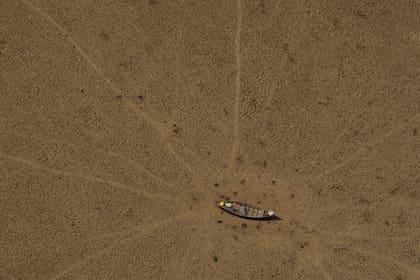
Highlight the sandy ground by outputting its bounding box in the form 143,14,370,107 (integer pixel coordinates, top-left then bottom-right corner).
1,0,419,279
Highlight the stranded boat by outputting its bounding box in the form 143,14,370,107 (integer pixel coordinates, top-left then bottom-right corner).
218,201,275,219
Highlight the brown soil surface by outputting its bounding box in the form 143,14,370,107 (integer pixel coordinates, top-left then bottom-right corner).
1,1,419,279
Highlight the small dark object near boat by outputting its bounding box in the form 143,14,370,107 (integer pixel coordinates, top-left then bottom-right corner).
218,201,275,219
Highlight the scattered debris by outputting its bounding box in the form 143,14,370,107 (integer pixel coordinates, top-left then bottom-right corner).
124,208,134,218
254,160,268,168
219,195,229,200
235,156,244,164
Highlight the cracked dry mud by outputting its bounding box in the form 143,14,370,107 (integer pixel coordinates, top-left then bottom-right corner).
1,1,419,279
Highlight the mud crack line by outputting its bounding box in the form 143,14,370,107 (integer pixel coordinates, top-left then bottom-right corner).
230,0,242,168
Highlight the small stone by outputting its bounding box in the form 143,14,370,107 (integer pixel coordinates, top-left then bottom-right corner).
241,223,247,228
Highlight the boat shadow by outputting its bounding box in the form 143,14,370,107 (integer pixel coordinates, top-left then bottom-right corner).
260,215,282,222
241,215,282,222
266,215,282,221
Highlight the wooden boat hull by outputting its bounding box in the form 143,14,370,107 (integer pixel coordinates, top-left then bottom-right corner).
218,201,275,220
